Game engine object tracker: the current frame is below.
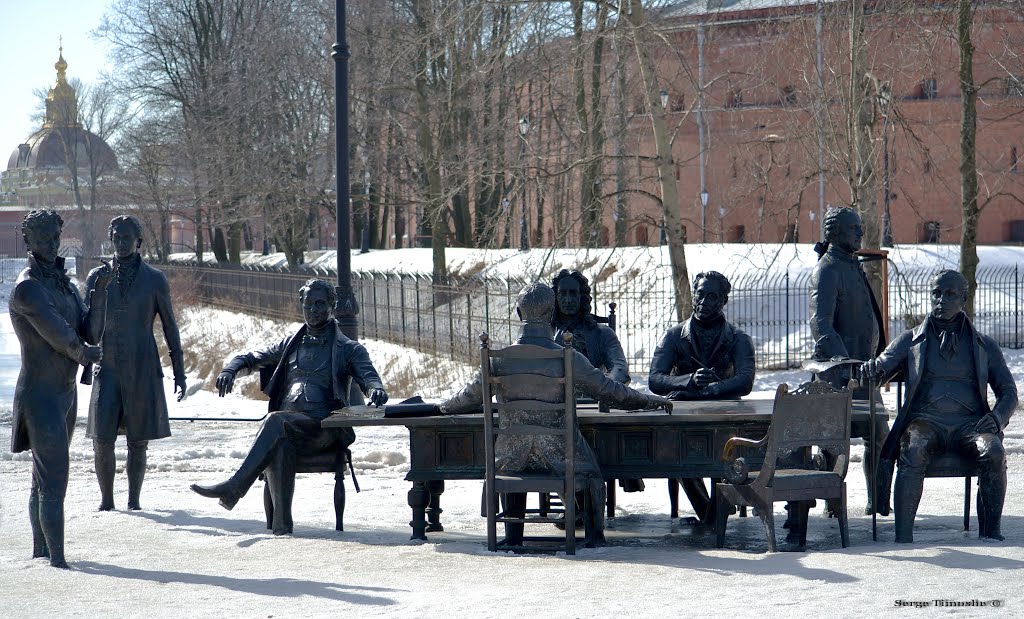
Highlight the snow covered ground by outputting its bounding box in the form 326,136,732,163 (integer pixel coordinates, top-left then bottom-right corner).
2,270,1024,617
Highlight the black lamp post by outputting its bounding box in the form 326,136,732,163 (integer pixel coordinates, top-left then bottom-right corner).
700,189,709,243
518,116,530,252
333,0,358,340
360,167,370,254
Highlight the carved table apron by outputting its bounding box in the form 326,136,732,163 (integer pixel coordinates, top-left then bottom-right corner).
323,400,875,540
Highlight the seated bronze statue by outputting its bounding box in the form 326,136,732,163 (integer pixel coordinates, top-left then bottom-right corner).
551,269,630,384
190,278,388,535
439,282,672,545
649,271,755,521
862,270,1016,542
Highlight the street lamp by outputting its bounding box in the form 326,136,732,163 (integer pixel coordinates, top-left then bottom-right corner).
659,89,669,110
718,205,726,242
518,116,530,252
878,81,894,247
333,0,358,340
360,166,370,254
700,190,709,243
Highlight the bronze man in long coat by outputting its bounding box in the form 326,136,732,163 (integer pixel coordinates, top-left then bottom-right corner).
191,278,388,535
86,216,186,511
10,210,111,567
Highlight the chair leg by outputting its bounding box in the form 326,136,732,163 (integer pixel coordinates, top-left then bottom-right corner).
797,501,812,550
760,502,777,552
964,476,972,533
263,482,274,530
714,492,730,549
333,473,346,532
606,481,616,519
668,479,680,519
539,492,550,517
837,484,850,548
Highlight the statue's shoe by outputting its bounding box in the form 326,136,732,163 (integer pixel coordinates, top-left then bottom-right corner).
190,482,242,510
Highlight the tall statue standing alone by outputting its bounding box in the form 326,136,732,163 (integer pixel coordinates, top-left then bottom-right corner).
808,206,890,514
86,215,187,512
10,210,111,568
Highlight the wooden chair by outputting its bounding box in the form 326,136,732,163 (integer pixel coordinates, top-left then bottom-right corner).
714,380,853,552
259,444,357,533
481,331,596,554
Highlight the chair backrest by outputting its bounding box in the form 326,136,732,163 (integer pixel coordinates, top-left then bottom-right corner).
752,380,853,486
592,302,617,331
479,331,576,487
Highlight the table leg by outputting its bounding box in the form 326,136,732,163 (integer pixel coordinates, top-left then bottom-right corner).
426,480,445,532
408,481,429,540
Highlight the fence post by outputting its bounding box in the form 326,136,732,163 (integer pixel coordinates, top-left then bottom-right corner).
415,275,422,351
785,270,790,369
1016,263,1020,349
400,275,408,347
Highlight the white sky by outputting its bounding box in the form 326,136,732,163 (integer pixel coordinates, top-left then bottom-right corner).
0,0,113,162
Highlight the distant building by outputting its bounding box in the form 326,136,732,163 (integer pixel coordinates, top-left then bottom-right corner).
1,46,120,257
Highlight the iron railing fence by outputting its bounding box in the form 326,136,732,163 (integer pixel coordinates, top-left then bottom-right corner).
157,262,1024,375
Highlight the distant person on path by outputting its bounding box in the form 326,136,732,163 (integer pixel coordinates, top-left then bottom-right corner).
86,215,187,512
809,206,890,515
439,282,672,545
9,209,112,568
190,278,388,535
862,270,1017,542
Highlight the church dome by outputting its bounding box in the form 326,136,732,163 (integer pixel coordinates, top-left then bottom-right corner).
6,126,119,173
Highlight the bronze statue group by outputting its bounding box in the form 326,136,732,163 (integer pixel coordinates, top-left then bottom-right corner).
9,207,1015,567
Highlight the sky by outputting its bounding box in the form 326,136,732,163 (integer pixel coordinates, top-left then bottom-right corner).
0,0,113,163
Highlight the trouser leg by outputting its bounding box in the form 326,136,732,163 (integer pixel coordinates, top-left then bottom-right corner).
588,477,606,541
502,493,527,546
264,443,296,535
894,421,938,543
865,416,891,514
961,431,1007,540
29,482,47,558
126,440,148,510
93,439,116,511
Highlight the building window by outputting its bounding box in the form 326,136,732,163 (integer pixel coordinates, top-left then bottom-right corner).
783,223,798,243
1008,220,1024,243
919,78,938,100
1012,146,1018,174
635,225,649,246
1006,76,1024,97
731,157,738,178
672,95,685,112
600,225,610,246
726,88,743,108
923,158,931,174
921,220,941,243
781,85,797,106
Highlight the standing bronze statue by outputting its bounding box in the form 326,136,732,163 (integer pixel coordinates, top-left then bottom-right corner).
862,270,1016,542
809,206,890,514
190,278,388,535
648,271,755,521
86,215,187,512
551,269,630,384
440,283,672,545
9,210,112,568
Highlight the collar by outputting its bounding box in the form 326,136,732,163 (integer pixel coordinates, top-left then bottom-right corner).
114,253,142,271
825,246,859,264
28,253,71,287
913,313,974,343
519,321,554,342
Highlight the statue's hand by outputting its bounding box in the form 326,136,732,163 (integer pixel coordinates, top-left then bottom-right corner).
81,344,102,365
92,259,116,290
975,413,1000,435
216,371,235,397
692,367,719,388
368,388,389,407
648,395,673,414
175,377,188,402
702,382,723,397
858,360,881,385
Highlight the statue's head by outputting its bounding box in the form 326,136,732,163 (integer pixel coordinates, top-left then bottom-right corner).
299,278,337,329
515,282,556,325
692,271,731,322
108,215,144,260
929,269,969,321
551,269,592,322
822,207,863,254
22,209,63,264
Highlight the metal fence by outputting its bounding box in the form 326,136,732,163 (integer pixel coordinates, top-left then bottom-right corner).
157,261,1024,375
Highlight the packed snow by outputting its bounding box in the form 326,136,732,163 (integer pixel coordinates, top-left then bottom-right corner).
2,256,1023,618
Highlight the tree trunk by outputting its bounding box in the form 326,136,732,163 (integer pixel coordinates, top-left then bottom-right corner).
626,0,691,321
957,0,980,319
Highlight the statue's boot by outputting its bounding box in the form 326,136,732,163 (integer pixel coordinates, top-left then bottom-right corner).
978,462,1007,541
38,499,68,569
29,486,48,559
265,447,295,535
93,439,116,511
893,471,924,543
191,415,286,510
126,440,148,510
